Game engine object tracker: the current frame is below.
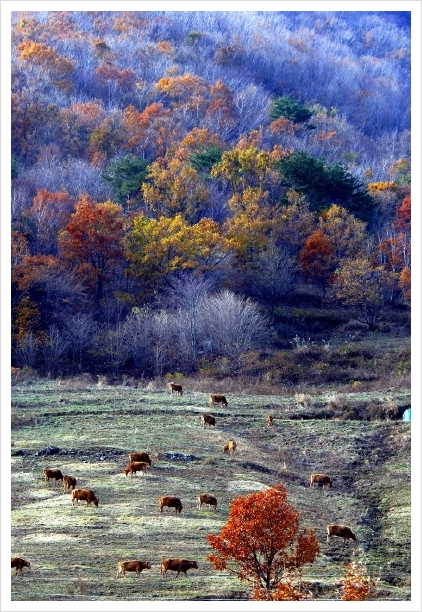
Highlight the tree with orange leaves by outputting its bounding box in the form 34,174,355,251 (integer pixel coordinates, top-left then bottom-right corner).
58,196,125,303
299,229,336,297
207,485,319,601
340,556,377,601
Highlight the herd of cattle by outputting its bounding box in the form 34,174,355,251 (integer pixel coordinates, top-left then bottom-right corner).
12,383,357,580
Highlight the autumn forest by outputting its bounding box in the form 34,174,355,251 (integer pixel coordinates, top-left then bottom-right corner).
11,10,411,380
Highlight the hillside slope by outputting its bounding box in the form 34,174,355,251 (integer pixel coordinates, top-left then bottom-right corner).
11,380,411,601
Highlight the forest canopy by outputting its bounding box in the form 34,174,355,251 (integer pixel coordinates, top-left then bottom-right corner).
10,10,411,377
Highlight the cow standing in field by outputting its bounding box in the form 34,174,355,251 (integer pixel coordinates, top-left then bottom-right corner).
326,525,356,543
159,496,183,513
201,413,216,428
310,473,332,489
223,440,237,455
62,475,77,492
129,452,152,466
197,493,217,510
124,461,149,477
210,394,228,407
71,488,99,507
160,558,198,577
266,414,274,426
11,557,30,575
116,560,151,578
43,468,64,485
169,382,183,396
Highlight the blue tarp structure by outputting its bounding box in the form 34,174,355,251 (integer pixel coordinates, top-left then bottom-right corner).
402,408,411,422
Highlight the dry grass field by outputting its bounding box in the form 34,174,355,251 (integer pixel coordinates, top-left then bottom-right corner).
10,378,411,602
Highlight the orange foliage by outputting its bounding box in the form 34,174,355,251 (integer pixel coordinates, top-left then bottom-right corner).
11,231,30,268
367,181,397,193
207,486,319,599
95,63,136,89
12,295,43,344
122,103,174,157
378,233,410,273
175,128,224,162
156,41,174,55
18,39,75,93
395,195,410,231
341,560,376,600
270,116,296,135
299,230,336,293
29,189,74,252
58,196,125,298
399,267,411,301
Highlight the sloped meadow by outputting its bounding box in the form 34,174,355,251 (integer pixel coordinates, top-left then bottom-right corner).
11,380,411,601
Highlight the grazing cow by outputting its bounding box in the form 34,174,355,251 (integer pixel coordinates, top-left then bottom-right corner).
201,413,216,428
11,557,30,574
326,525,356,543
159,496,182,514
169,382,183,396
116,560,151,578
129,452,152,466
11,367,21,378
223,440,237,455
210,394,228,407
62,474,77,492
124,461,149,477
71,488,99,507
310,473,332,489
266,414,274,426
197,493,217,510
160,558,198,577
43,468,64,485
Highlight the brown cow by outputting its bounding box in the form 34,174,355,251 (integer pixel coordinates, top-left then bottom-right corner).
160,558,198,577
326,525,356,543
266,414,274,426
62,474,77,492
310,473,332,489
116,560,151,578
201,413,216,428
11,367,21,378
159,496,182,513
71,488,99,507
223,440,237,455
197,493,217,510
11,557,30,574
129,452,152,466
169,382,183,396
124,461,149,477
210,394,228,407
43,468,64,485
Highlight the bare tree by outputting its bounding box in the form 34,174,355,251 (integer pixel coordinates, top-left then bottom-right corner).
123,307,154,374
14,332,37,368
246,243,298,321
64,313,97,372
41,325,70,377
199,290,270,371
150,310,178,377
163,273,213,372
92,322,130,375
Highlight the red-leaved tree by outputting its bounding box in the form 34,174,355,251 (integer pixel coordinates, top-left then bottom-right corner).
207,485,320,600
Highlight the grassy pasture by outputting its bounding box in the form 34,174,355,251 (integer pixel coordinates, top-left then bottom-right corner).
11,380,411,601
